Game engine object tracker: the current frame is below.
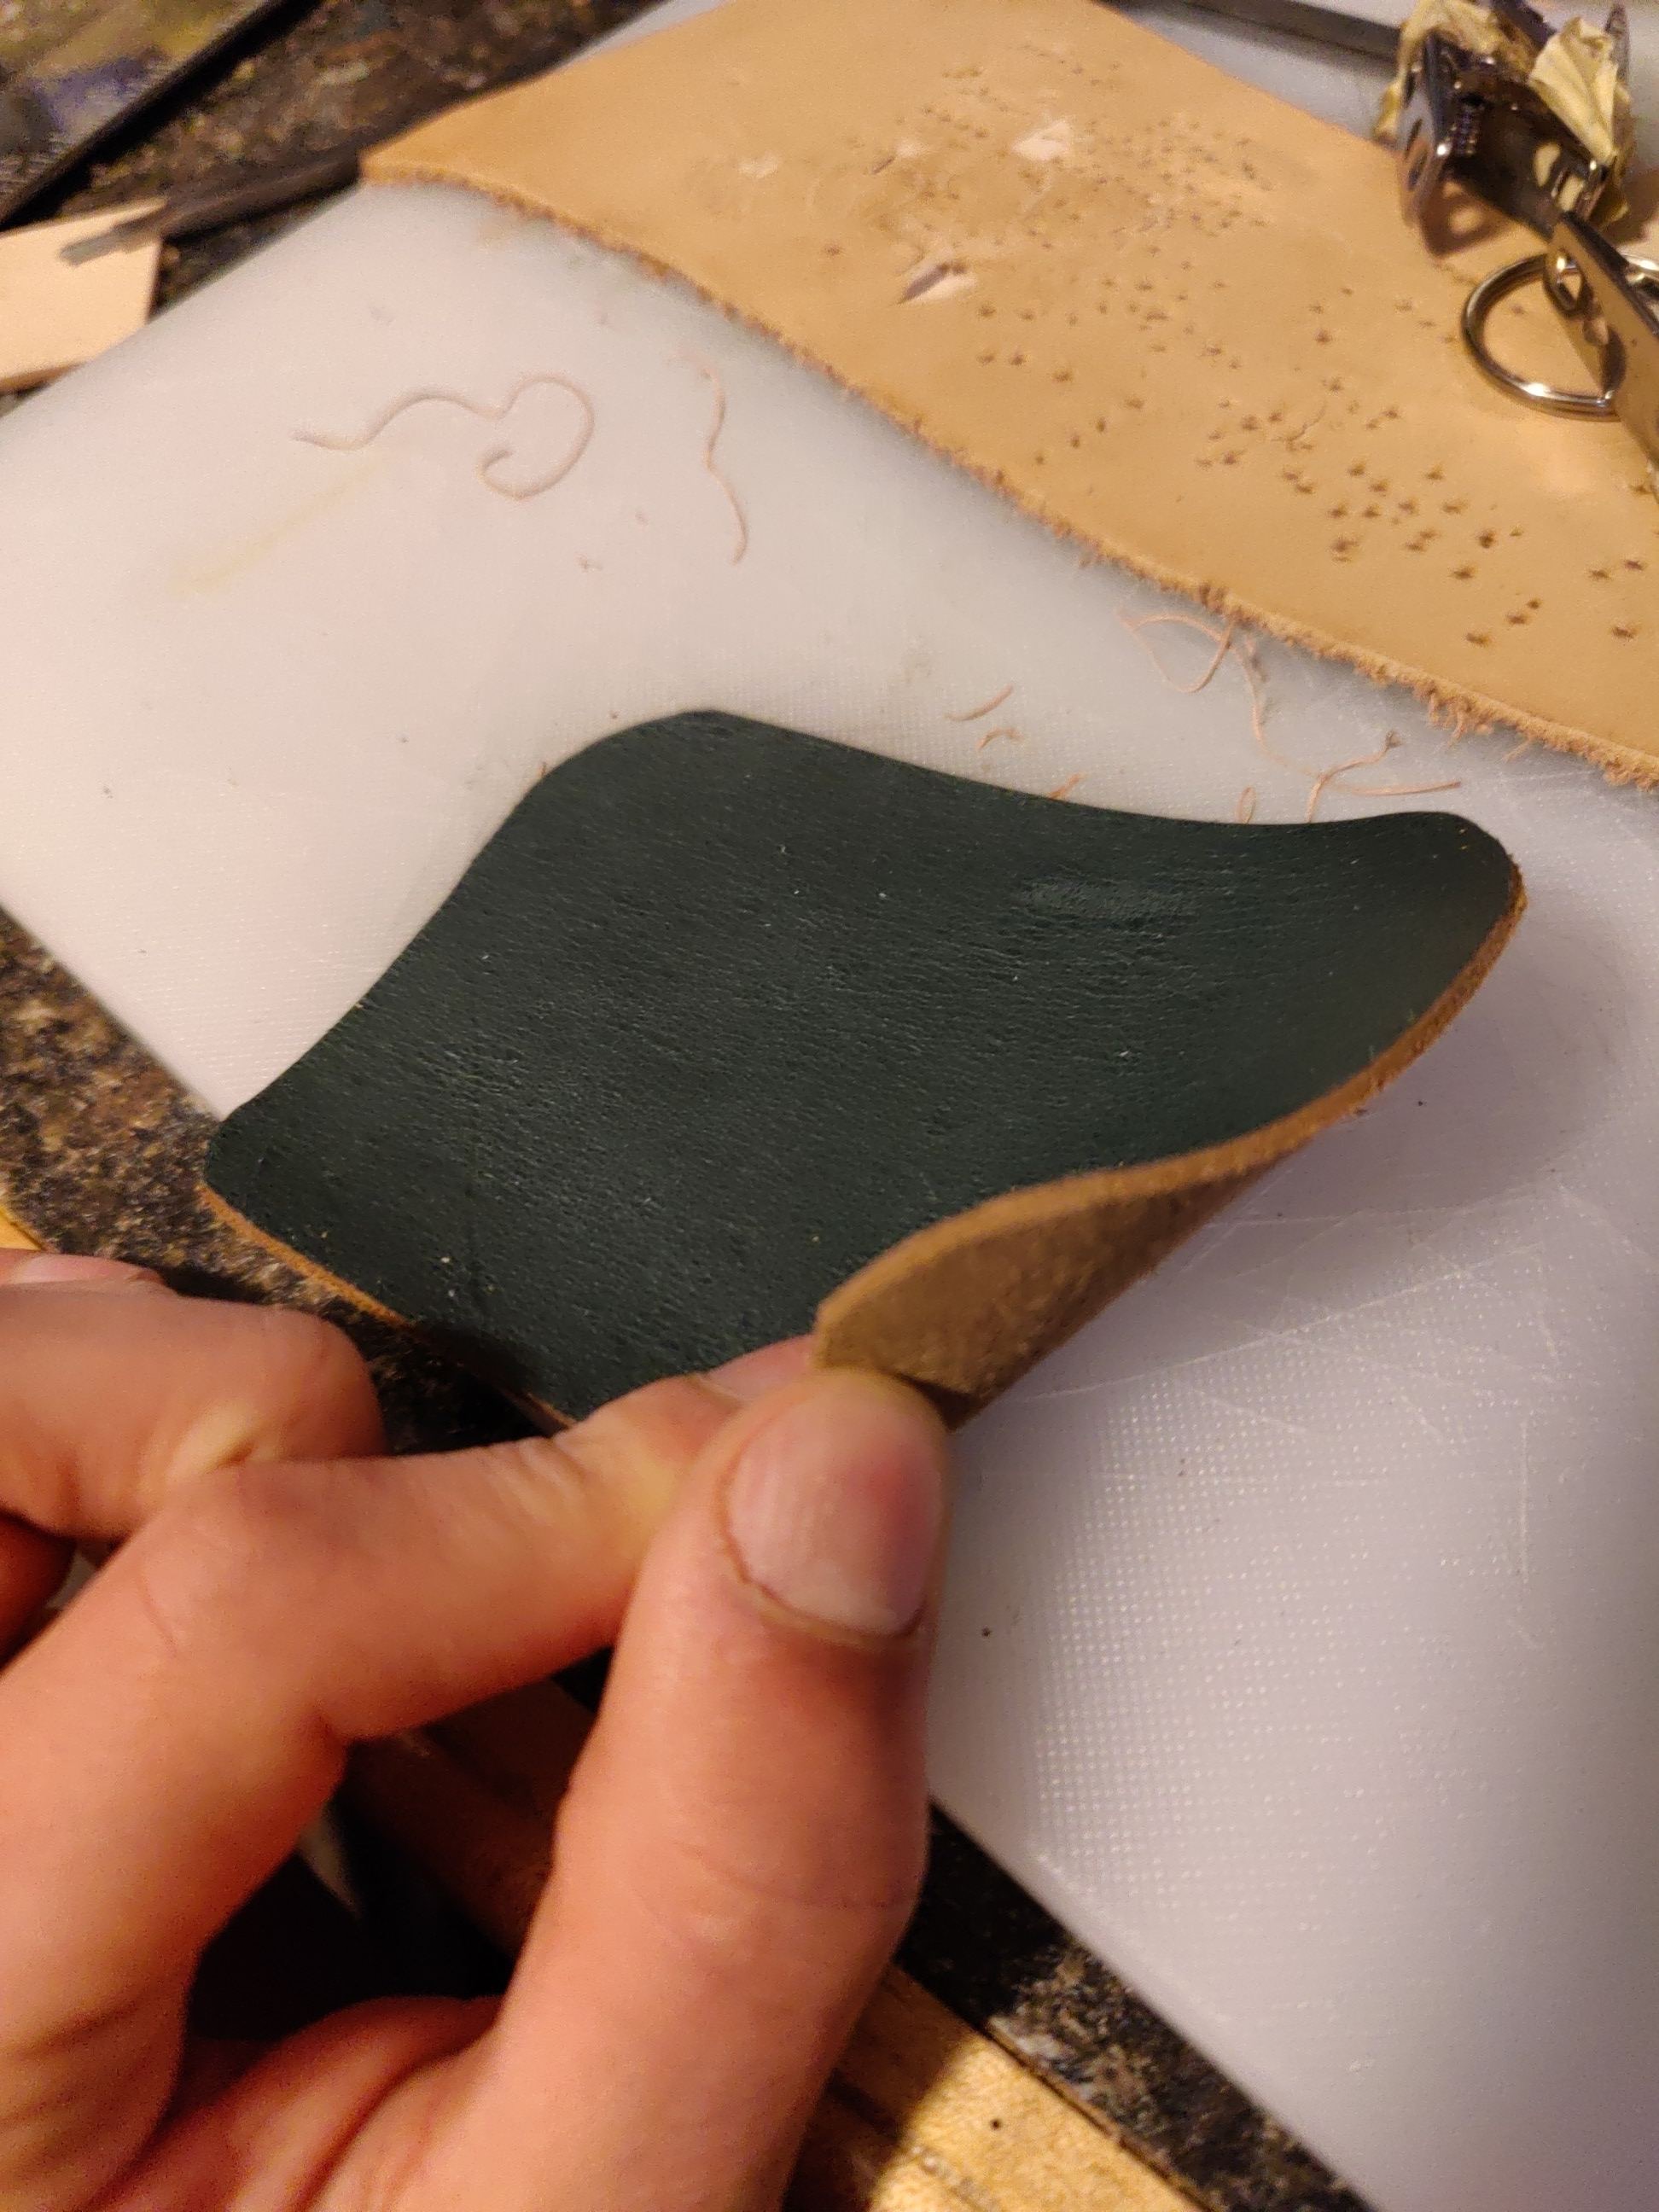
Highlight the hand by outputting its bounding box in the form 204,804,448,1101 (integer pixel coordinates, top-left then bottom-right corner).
0,1249,950,2212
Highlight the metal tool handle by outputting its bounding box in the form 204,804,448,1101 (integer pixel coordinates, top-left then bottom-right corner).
59,146,365,267
1165,1,1399,62
1394,27,1614,242
1545,212,1659,465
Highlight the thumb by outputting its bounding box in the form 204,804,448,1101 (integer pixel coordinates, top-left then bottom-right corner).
454,1367,951,2212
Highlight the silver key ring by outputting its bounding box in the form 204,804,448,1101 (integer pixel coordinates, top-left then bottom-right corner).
1460,253,1618,417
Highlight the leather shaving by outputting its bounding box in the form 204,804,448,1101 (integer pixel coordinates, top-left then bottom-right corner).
1236,637,1324,783
299,373,596,503
1338,772,1462,799
1121,611,1236,696
946,682,1016,722
1306,732,1400,822
683,352,749,563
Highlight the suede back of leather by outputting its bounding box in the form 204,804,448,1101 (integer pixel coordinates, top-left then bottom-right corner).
206,715,1516,1419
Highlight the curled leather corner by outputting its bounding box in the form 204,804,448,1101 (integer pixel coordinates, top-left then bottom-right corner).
816,1172,1252,1426
815,869,1522,1423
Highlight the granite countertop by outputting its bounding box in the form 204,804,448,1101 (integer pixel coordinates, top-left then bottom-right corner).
1,7,1368,2207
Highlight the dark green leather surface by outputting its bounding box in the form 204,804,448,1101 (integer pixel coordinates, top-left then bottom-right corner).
207,713,1517,1417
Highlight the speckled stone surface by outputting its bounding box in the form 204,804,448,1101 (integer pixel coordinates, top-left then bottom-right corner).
907,1816,1365,2212
0,6,1369,2205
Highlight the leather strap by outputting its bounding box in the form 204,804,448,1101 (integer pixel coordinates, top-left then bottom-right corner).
370,0,1659,785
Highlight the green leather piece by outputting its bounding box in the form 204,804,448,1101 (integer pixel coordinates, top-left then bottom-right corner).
207,713,1517,1418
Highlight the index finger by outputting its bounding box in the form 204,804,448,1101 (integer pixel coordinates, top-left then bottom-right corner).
0,1266,383,1540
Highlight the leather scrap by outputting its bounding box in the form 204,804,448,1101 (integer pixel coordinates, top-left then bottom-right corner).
370,0,1659,784
205,715,1522,1423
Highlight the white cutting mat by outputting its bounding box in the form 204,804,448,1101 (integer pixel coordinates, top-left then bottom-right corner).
4,9,1659,2210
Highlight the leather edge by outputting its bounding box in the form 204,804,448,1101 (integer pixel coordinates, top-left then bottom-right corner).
197,1180,577,1430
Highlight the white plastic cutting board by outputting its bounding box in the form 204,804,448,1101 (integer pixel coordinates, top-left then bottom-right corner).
4,9,1659,2209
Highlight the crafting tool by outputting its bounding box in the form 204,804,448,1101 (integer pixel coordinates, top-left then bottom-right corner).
1171,0,1400,59
1383,4,1659,476
0,0,296,224
57,144,368,265
0,145,365,389
1393,9,1626,236
0,200,161,390
1537,212,1659,439
3,6,1659,2209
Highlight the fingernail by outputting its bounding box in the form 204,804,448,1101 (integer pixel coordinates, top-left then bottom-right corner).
724,1373,947,1639
3,1253,160,1288
707,1336,813,1403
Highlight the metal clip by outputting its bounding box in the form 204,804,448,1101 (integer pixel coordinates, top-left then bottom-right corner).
1461,213,1659,469
1394,21,1614,242
1545,212,1659,467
